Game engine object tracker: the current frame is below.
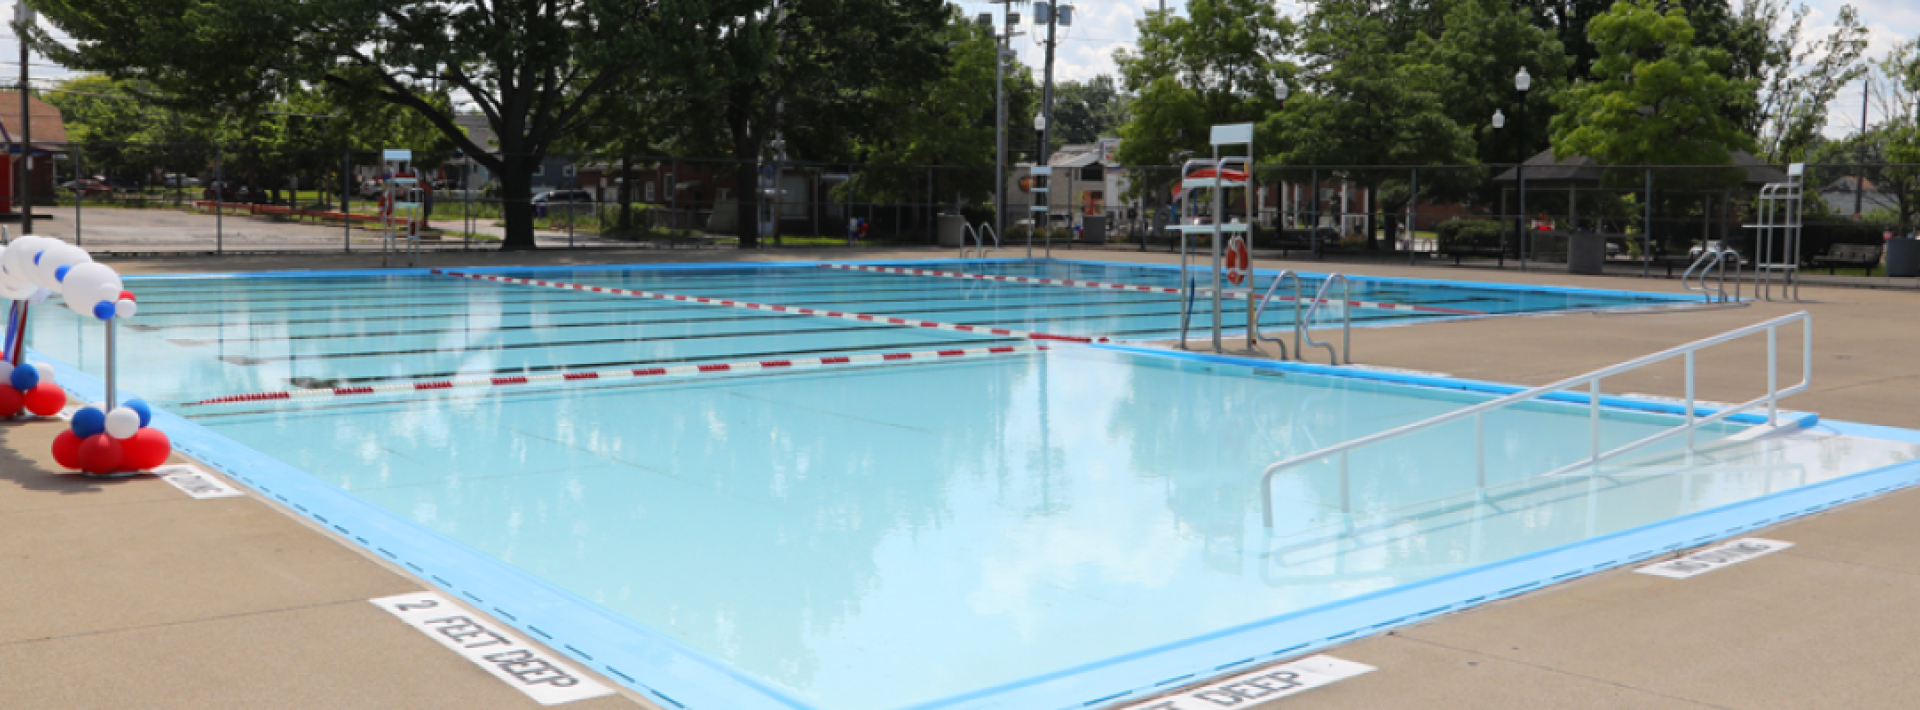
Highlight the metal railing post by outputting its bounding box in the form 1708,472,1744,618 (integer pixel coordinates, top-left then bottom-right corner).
1474,412,1486,488
1767,325,1778,426
1590,378,1602,471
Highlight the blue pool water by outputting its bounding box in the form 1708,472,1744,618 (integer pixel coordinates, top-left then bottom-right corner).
30,259,1879,709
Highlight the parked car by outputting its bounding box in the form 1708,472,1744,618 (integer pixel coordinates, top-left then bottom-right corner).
60,178,112,197
1688,240,1743,265
164,173,200,188
532,189,595,205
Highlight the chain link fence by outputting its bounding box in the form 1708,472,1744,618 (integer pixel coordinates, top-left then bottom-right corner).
26,141,1918,275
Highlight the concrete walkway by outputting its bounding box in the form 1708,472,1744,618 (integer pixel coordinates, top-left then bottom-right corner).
4,246,1916,708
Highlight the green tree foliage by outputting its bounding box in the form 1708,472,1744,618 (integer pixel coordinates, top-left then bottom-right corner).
1408,0,1572,170
1111,0,1293,204
1550,0,1756,188
649,0,949,246
1268,0,1479,249
27,0,678,250
849,14,1035,209
1738,1,1869,163
1048,75,1129,148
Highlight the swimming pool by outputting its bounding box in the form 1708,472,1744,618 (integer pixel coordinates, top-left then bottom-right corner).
28,258,1920,709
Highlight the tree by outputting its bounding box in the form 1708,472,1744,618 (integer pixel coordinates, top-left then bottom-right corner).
848,14,1035,212
1111,0,1293,211
1550,0,1756,185
1740,1,1869,163
1268,0,1480,249
29,0,679,250
1409,0,1572,178
1049,76,1129,148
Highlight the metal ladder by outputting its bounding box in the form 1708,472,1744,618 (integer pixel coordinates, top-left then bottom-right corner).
1246,270,1302,360
959,223,999,259
1681,250,1740,303
1297,275,1351,365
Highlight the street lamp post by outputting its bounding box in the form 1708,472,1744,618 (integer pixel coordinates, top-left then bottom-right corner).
1515,66,1531,271
1492,109,1506,262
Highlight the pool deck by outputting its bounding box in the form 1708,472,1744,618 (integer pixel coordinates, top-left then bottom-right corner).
4,246,1917,709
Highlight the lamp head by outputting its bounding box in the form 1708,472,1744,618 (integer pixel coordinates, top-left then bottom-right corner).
1515,66,1532,93
1034,114,1047,131
1491,109,1505,129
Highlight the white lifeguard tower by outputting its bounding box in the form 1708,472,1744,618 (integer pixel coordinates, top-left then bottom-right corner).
381,148,426,267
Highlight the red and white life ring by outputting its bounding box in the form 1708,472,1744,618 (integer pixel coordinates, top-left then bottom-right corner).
1225,235,1250,286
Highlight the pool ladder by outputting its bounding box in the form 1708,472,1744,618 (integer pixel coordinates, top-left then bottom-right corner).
1201,271,1349,364
960,223,999,259
1682,250,1742,303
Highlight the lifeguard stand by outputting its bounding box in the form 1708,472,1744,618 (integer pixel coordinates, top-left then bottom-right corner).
381,148,426,267
1748,163,1804,301
1165,123,1255,353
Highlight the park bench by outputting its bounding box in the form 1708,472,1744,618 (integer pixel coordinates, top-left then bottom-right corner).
1810,243,1882,274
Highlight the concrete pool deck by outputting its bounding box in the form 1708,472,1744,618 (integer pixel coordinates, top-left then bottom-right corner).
2,246,1916,708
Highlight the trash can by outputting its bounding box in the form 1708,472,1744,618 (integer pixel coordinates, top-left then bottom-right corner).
535,203,548,219
1081,215,1107,244
1887,237,1920,278
937,214,966,248
1567,232,1606,275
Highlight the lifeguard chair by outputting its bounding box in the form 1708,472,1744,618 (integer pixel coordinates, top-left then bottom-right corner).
380,149,426,267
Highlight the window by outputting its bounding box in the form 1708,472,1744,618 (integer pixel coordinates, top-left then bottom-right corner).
717,187,732,201
534,164,545,177
563,164,576,177
645,181,656,202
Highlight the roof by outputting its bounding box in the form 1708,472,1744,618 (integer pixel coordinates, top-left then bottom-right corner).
1046,139,1122,168
1821,176,1878,192
1493,149,1788,188
0,91,68,147
452,114,498,155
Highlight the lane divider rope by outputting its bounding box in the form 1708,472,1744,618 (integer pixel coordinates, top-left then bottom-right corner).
817,263,1487,315
180,344,1050,407
433,269,1109,343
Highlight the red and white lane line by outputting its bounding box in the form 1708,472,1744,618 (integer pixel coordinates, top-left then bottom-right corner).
817,263,1487,316
433,269,1108,343
180,344,1050,407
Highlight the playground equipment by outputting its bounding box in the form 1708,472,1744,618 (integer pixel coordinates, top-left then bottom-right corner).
380,149,426,267
1166,123,1255,353
1748,163,1804,302
0,233,170,476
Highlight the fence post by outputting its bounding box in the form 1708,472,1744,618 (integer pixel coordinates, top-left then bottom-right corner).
343,149,353,253
1408,167,1419,265
1643,167,1652,278
926,167,933,245
1310,168,1320,261
215,146,224,255
73,145,81,246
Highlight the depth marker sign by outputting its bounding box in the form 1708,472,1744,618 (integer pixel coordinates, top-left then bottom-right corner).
1116,655,1375,709
372,592,613,705
1636,538,1794,579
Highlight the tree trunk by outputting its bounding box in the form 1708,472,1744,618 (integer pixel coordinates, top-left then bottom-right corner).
729,100,760,249
499,158,538,251
1364,185,1380,251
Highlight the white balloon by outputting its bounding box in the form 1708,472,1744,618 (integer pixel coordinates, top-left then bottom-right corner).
0,262,34,299
105,407,141,439
0,237,44,289
60,263,121,318
34,363,54,385
115,299,137,319
0,362,13,385
34,243,91,291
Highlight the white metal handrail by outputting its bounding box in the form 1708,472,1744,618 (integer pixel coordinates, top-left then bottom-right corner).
1298,274,1351,365
959,223,980,258
976,224,999,258
1681,249,1741,303
1259,311,1813,528
1248,270,1303,359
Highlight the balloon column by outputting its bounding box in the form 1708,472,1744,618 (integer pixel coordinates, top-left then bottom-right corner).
0,235,169,477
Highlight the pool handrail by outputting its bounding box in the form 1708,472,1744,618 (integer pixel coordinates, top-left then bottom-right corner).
1682,249,1741,303
1247,270,1302,359
1298,274,1350,365
959,223,979,258
1260,310,1813,528
977,223,999,258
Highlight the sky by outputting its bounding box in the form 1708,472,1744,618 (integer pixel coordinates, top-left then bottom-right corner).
5,0,1917,137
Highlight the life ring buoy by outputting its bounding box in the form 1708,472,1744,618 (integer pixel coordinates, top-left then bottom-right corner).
1225,235,1250,286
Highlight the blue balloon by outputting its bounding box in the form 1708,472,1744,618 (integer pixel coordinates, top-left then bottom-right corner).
92,301,115,320
123,398,152,428
8,365,37,391
55,265,70,282
32,250,43,265
70,406,105,439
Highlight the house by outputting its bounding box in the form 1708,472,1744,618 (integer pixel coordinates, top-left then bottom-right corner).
1819,176,1899,218
0,91,67,210
446,114,576,193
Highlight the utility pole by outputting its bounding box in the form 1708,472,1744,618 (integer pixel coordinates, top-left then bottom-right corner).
988,3,1022,247
1855,80,1869,219
1039,2,1060,164
16,1,32,234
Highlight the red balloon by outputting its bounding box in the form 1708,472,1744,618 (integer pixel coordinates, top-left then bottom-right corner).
23,382,64,417
121,427,172,471
0,385,21,417
77,434,123,475
51,429,82,470
118,290,137,302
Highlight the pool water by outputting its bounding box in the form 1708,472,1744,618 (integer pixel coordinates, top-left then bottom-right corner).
180,347,1767,710
29,259,1897,710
